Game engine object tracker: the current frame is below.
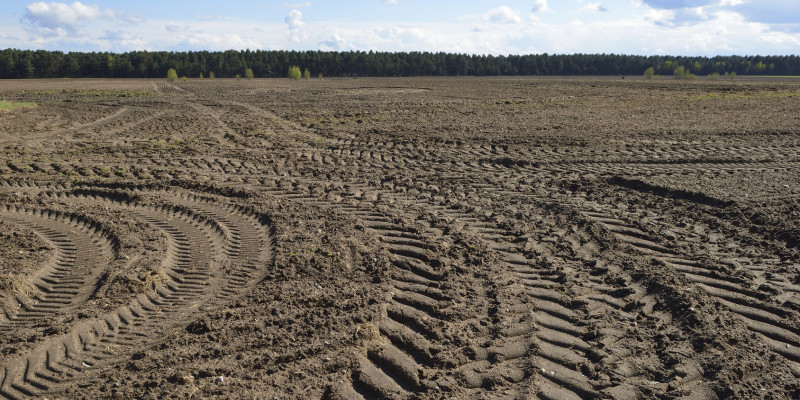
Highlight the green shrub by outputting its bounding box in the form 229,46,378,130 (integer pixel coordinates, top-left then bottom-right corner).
707,72,720,80
245,68,254,80
167,68,178,81
303,68,311,79
199,72,204,79
288,66,301,80
643,67,655,79
209,71,215,79
318,73,323,80
673,66,697,80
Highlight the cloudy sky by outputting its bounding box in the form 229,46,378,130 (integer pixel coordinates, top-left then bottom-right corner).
1,0,798,55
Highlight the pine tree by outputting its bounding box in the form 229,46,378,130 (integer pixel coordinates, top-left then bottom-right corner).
22,59,35,79
0,53,16,78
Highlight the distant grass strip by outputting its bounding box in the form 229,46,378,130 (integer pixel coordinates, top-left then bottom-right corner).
0,100,37,111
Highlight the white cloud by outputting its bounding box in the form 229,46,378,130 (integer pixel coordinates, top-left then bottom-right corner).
382,0,398,4
100,29,128,40
23,1,115,33
120,12,144,25
100,29,147,50
303,21,526,55
285,9,307,42
641,1,800,27
580,2,609,12
0,31,20,41
531,0,551,13
165,22,187,32
178,32,261,51
319,33,349,50
645,8,676,26
515,6,800,55
641,0,714,9
484,6,522,24
760,30,800,46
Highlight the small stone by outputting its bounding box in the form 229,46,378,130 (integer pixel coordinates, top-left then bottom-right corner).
323,357,331,362
215,376,224,384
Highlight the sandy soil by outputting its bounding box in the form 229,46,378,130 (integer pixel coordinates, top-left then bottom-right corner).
0,77,799,399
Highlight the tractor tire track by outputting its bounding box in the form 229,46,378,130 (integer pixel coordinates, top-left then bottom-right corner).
578,194,800,372
266,183,484,399
0,207,117,332
375,181,644,399
265,176,655,398
0,186,272,399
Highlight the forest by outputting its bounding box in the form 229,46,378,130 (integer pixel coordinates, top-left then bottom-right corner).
1,48,798,79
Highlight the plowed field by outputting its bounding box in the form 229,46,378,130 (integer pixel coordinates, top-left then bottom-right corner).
1,77,799,399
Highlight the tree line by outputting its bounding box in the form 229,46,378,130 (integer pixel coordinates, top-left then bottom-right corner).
1,48,798,79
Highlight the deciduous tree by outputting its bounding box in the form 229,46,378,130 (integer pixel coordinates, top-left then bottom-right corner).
288,66,301,80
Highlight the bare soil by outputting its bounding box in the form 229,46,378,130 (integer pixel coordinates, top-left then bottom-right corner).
0,76,799,399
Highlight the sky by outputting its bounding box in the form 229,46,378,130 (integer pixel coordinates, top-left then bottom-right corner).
1,0,798,55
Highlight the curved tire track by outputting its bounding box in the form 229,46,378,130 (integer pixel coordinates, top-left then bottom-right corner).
0,186,272,399
0,207,118,332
